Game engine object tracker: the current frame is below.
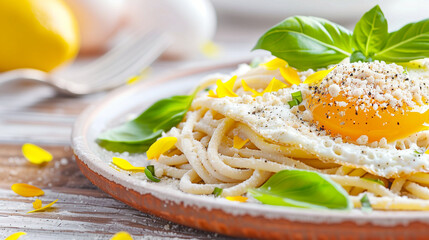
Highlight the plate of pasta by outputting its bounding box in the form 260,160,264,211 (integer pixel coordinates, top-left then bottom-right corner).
72,5,429,239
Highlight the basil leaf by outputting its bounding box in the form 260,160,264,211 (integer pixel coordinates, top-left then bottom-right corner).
353,5,388,57
97,91,196,153
253,16,353,70
350,51,373,63
248,170,351,210
374,18,429,62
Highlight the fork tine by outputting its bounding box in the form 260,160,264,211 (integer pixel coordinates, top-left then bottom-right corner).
85,31,170,90
94,34,171,91
68,29,149,79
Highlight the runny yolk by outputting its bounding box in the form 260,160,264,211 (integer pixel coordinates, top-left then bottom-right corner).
307,93,429,143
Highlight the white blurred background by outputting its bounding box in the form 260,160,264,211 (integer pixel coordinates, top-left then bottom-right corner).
67,0,429,65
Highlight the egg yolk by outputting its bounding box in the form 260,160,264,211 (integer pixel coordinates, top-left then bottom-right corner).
307,93,429,143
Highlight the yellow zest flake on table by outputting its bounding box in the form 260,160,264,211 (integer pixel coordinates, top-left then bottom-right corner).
112,157,146,172
22,143,53,164
5,232,27,240
279,66,301,85
225,196,248,202
11,183,44,197
261,58,288,70
147,137,178,160
27,199,58,213
241,78,287,98
303,66,336,85
208,76,238,98
233,136,249,149
200,40,221,58
111,231,133,240
32,199,42,209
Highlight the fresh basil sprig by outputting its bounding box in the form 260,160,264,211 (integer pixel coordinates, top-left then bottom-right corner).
248,170,351,210
373,19,429,62
253,16,353,70
352,5,388,59
254,5,429,70
97,90,197,153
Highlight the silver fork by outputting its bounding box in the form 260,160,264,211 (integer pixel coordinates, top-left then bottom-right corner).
0,30,170,96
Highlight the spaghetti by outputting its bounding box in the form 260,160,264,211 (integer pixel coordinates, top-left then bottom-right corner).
149,61,429,210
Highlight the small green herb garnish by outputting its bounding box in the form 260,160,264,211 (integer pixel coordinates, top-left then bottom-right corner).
403,67,409,74
248,170,352,210
249,57,263,68
213,187,223,197
414,149,423,156
97,89,198,153
144,165,160,182
288,91,302,108
360,194,372,212
254,5,429,70
362,178,385,186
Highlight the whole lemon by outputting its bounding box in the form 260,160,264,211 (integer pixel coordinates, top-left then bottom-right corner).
0,0,79,72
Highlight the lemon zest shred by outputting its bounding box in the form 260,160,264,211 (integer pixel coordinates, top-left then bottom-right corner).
216,79,238,98
27,199,58,213
241,80,260,95
111,231,133,240
147,137,178,160
207,89,217,98
11,183,44,197
5,232,27,240
304,66,336,85
208,76,238,98
262,58,288,70
225,196,248,202
224,75,237,90
279,66,301,85
262,78,288,94
242,78,287,98
22,143,53,164
33,199,42,209
233,136,250,149
112,157,146,172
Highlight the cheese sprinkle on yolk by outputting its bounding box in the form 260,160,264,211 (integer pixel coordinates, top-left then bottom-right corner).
306,62,429,143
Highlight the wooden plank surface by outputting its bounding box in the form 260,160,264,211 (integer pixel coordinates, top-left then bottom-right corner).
0,82,240,239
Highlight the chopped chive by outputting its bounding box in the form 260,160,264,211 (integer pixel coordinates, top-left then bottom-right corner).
249,58,263,68
360,194,372,213
414,150,423,155
204,87,210,92
213,187,223,197
362,178,385,186
144,165,160,182
288,91,303,108
291,91,303,103
288,98,300,108
403,67,408,74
